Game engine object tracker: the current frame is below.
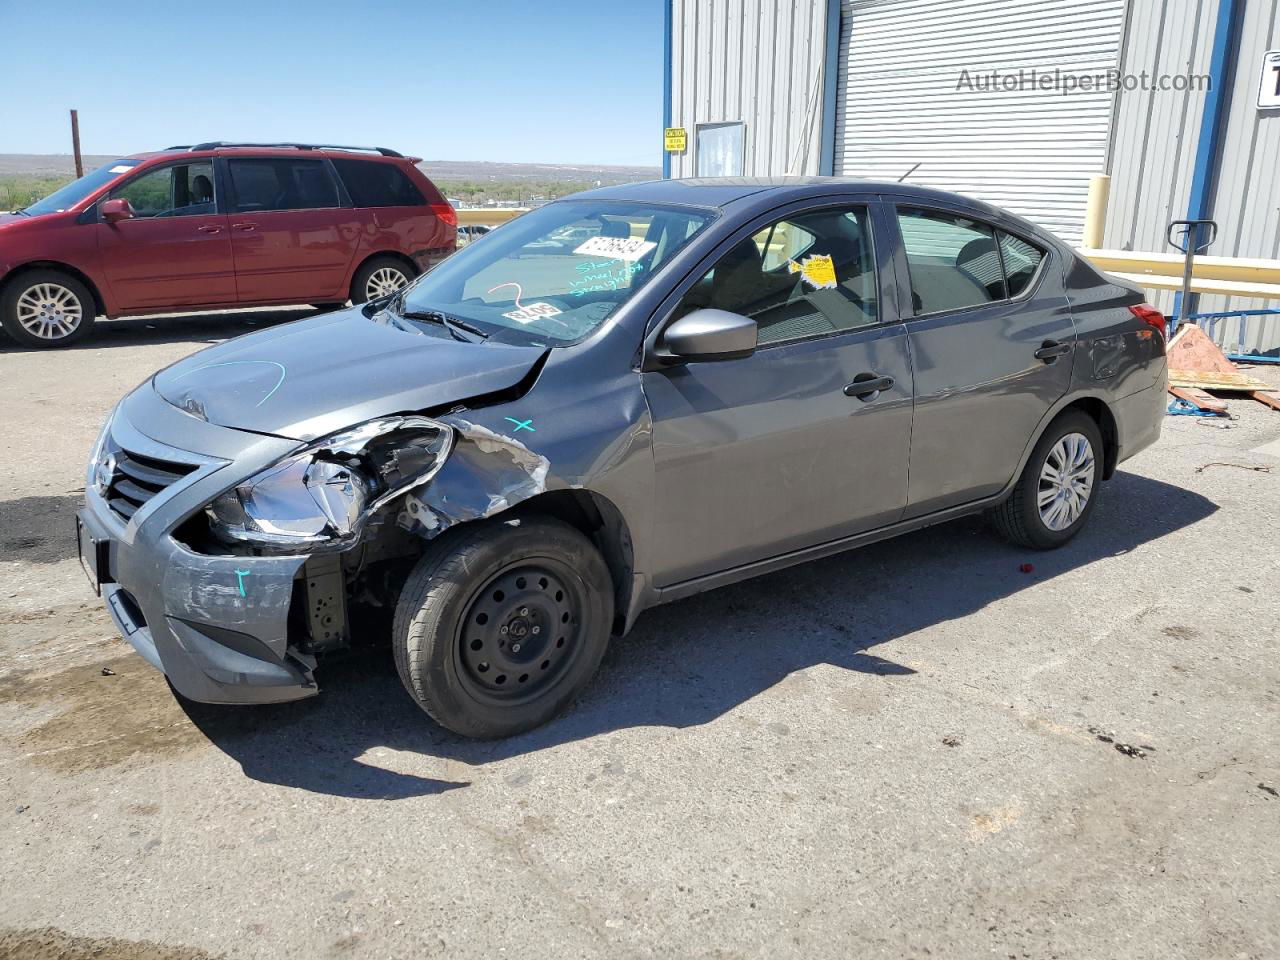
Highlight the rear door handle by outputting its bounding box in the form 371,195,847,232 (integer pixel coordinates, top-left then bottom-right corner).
1034,340,1072,362
197,224,222,234
844,373,895,400
231,222,257,232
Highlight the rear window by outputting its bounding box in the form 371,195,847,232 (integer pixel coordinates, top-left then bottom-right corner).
331,158,425,207
227,158,339,212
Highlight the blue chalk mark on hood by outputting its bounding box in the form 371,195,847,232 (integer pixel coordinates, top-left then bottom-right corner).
173,360,288,408
504,417,535,433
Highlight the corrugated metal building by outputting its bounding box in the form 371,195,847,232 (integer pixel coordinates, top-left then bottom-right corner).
665,0,1280,345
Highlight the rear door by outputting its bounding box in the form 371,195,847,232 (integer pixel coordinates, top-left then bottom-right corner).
890,201,1074,517
643,198,915,586
95,160,235,310
223,157,355,303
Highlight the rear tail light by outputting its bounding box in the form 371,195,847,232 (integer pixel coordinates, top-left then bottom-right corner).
429,202,458,227
1128,303,1167,339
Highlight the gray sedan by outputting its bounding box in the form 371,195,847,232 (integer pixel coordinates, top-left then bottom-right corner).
78,177,1168,738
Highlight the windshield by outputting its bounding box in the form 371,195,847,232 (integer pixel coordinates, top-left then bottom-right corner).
394,200,715,345
21,160,139,216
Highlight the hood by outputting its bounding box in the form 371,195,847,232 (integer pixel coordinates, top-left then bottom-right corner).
0,213,24,227
154,308,546,440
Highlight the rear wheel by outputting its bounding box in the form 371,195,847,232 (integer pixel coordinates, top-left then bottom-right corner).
990,410,1103,549
1,270,96,348
350,256,414,304
392,517,613,739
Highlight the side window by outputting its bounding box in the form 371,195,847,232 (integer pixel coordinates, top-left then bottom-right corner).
331,158,425,207
678,206,878,347
228,159,339,213
897,208,1006,314
111,163,216,218
998,231,1045,297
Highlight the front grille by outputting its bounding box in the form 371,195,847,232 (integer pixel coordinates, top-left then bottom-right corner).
106,448,198,520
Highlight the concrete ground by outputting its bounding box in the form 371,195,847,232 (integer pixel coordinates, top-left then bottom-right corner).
1,311,1278,960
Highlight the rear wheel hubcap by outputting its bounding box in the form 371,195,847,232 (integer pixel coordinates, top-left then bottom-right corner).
1038,432,1095,531
366,266,408,299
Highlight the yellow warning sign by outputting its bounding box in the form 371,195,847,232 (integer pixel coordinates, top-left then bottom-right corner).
664,127,687,152
787,254,837,289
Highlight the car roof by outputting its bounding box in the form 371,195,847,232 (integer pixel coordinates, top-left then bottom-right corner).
574,175,1001,208
122,146,416,164
568,176,1051,242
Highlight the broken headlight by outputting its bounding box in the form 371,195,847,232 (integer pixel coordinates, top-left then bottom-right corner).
206,416,453,551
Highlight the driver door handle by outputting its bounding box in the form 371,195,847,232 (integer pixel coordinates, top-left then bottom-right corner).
1034,339,1072,362
231,222,257,232
197,224,222,234
844,373,895,399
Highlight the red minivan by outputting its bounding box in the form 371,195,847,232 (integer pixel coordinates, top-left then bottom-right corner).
0,142,457,348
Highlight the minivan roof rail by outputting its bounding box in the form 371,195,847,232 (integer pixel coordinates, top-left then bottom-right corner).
165,142,405,158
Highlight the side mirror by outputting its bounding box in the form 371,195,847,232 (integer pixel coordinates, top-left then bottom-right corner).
659,309,757,362
100,198,134,223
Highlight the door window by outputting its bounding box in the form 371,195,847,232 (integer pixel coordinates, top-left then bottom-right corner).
998,231,1045,297
897,208,1007,314
331,158,425,207
227,159,340,212
677,206,878,346
109,162,216,218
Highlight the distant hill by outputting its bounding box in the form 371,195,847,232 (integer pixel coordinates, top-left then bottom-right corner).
0,153,659,183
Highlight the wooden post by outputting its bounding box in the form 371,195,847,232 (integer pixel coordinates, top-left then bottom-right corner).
1082,174,1110,249
70,109,83,178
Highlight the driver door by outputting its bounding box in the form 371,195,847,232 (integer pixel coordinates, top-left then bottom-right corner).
95,161,236,310
642,200,914,587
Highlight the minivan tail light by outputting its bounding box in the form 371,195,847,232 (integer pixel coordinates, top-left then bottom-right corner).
429,203,458,227
1128,303,1167,339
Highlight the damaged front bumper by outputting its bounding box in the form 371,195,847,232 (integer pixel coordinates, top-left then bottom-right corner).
81,384,559,705
81,387,319,705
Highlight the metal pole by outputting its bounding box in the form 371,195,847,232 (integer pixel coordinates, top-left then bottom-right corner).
1178,226,1197,331
70,109,83,178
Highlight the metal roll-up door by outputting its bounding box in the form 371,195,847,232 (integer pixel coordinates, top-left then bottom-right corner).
834,0,1126,244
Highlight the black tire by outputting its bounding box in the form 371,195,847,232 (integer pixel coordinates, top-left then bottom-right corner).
990,410,1104,550
1,269,97,348
350,256,415,305
392,517,614,739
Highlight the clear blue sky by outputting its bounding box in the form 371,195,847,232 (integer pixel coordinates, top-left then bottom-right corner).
0,0,662,167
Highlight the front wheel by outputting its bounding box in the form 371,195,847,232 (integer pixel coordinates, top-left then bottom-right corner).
1,270,97,348
392,517,614,739
990,410,1103,549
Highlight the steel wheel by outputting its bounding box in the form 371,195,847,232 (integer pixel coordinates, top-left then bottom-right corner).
455,562,585,705
15,282,83,341
1038,431,1095,531
365,266,409,300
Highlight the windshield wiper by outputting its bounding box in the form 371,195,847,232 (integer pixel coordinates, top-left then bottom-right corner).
400,309,489,342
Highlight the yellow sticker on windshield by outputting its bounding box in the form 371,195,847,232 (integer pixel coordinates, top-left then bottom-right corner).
788,254,837,290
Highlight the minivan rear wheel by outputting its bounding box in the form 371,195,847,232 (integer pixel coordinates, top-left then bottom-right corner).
990,410,1103,549
392,517,613,739
351,256,414,304
1,270,96,348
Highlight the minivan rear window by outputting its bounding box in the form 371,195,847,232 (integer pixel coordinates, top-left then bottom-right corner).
227,158,339,212
331,158,425,207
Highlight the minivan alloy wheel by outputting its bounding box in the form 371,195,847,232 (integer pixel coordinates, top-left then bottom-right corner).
15,282,82,340
1038,432,1095,531
365,266,409,300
